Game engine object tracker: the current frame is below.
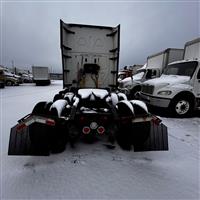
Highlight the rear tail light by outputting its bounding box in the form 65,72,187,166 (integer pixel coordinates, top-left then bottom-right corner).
82,126,91,134
152,116,161,125
46,119,56,126
17,123,26,131
97,126,105,135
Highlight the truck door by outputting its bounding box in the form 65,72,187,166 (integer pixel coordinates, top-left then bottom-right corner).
195,67,200,97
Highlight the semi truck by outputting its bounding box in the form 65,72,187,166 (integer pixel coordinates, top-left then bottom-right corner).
8,20,168,156
139,37,200,117
118,48,184,99
0,67,19,87
32,66,51,86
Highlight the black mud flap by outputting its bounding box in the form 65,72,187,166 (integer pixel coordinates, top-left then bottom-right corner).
8,124,50,156
134,122,168,152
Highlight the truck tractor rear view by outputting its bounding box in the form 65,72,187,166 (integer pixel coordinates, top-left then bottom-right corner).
8,20,168,156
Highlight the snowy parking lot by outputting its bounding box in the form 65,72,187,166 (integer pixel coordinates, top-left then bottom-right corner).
0,80,199,199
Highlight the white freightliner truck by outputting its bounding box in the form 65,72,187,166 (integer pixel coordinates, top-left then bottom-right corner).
8,20,168,156
139,38,200,117
118,48,184,99
32,66,51,86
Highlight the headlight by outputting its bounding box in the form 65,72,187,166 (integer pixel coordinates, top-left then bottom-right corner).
157,91,172,95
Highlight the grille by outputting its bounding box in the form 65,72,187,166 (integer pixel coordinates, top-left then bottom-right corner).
141,84,154,94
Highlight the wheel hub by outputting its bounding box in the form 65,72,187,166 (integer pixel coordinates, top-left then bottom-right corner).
175,100,190,115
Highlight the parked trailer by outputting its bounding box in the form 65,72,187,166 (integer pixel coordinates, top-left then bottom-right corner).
119,48,184,99
8,21,168,156
139,37,200,117
32,66,51,86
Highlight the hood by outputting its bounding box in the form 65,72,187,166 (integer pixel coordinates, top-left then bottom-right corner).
144,74,190,87
120,72,144,85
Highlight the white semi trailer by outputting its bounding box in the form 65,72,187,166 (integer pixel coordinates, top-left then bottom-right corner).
119,48,184,99
139,37,200,117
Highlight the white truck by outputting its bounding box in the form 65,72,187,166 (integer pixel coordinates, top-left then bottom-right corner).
118,48,184,99
8,21,168,156
32,66,51,86
139,37,200,117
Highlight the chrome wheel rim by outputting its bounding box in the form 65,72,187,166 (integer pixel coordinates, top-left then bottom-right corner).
175,100,190,115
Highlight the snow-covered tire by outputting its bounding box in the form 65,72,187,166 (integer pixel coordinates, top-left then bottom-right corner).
130,100,148,116
49,100,68,153
53,93,63,102
32,102,47,115
169,96,193,117
116,100,134,116
115,100,134,150
116,100,151,149
117,92,127,101
29,101,53,154
0,82,5,88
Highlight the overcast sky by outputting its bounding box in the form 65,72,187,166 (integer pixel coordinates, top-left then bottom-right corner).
0,1,199,73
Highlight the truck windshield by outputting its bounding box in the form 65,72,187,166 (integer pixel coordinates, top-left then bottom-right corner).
163,61,198,77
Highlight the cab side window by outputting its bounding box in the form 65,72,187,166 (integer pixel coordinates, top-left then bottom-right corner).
197,69,200,79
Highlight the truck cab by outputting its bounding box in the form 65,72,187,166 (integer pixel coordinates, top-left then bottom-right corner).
140,60,200,116
0,68,19,86
119,48,184,99
118,64,160,99
139,38,200,117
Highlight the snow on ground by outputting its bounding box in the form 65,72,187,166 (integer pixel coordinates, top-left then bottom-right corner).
0,80,199,200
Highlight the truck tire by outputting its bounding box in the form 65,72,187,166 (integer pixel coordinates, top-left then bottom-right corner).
115,100,134,150
49,100,68,153
0,82,5,88
6,80,13,86
53,93,63,102
170,96,193,117
32,102,47,115
29,101,53,155
129,86,141,100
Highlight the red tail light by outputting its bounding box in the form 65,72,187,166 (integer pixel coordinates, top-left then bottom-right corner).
82,126,91,134
17,123,26,131
46,119,56,126
97,126,105,135
152,116,161,125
